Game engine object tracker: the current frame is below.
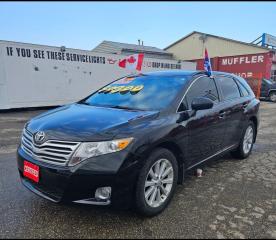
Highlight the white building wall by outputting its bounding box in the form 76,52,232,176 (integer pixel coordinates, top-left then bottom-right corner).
166,32,269,60
0,40,196,110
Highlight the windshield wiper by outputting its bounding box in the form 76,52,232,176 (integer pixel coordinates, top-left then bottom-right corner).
79,101,91,105
108,105,144,111
79,102,144,111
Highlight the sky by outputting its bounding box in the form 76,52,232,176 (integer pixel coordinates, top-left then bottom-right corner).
0,2,276,50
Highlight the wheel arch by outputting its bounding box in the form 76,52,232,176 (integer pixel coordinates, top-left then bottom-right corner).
155,141,185,184
249,116,258,143
268,89,276,94
269,89,276,102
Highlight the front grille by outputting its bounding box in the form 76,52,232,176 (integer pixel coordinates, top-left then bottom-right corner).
21,128,80,166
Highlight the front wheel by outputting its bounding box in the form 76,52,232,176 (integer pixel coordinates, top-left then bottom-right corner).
269,92,276,103
135,148,178,217
231,122,255,159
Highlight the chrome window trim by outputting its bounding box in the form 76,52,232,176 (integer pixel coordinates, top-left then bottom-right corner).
176,75,219,113
216,74,242,103
187,144,237,170
235,79,250,97
176,74,252,114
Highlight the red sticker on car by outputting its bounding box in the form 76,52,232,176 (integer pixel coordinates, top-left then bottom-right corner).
23,161,39,183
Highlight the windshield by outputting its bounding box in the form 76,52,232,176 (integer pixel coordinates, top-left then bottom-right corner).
82,74,188,111
264,79,273,85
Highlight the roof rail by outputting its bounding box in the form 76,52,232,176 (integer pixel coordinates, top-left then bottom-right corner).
192,71,208,76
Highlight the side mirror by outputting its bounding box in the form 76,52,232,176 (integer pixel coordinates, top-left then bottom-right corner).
191,97,214,111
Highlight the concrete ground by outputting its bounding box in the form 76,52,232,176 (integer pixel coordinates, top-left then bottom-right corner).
0,102,276,239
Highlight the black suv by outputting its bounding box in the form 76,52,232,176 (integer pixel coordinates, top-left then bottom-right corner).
260,78,276,102
17,71,260,216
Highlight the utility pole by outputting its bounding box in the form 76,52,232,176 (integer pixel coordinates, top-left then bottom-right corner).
199,34,208,58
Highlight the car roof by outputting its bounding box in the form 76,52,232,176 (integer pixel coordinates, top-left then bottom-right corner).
140,70,235,78
144,70,199,77
211,71,236,77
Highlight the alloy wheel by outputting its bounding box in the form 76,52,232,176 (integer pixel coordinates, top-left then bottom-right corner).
270,92,276,102
243,126,254,154
144,159,174,208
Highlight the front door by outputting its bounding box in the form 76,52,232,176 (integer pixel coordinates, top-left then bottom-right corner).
177,76,227,168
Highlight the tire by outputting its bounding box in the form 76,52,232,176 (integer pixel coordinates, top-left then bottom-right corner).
135,148,178,217
231,121,255,159
269,91,276,103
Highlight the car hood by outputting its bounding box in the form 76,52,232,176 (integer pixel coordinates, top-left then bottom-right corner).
27,103,159,141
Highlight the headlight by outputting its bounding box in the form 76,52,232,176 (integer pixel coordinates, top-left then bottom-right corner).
68,138,134,166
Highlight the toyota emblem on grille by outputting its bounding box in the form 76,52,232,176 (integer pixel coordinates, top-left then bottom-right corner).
34,131,45,144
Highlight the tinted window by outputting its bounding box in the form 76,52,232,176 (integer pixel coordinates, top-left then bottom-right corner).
83,75,188,111
237,81,249,97
218,77,241,100
264,79,272,85
236,76,254,97
184,77,219,109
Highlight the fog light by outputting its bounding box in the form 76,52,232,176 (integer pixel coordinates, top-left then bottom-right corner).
95,187,112,200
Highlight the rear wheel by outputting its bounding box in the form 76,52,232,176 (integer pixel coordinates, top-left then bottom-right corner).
269,91,276,103
231,122,255,159
135,148,178,217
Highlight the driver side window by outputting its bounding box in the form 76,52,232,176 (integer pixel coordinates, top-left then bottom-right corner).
183,77,219,110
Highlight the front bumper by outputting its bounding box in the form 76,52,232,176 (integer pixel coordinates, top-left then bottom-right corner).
17,147,140,208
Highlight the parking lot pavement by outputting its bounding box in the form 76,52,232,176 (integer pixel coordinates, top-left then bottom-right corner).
0,102,276,239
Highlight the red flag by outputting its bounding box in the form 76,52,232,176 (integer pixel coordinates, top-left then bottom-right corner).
119,54,144,71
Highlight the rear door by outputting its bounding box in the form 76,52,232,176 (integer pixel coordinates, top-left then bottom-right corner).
215,76,247,147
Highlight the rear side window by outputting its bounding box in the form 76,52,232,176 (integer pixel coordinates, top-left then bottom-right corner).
184,76,219,109
218,77,241,100
237,81,249,97
236,76,254,97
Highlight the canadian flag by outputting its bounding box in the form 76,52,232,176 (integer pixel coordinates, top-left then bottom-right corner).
118,53,144,71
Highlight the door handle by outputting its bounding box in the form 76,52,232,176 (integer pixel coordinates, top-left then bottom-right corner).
242,102,248,109
219,111,226,119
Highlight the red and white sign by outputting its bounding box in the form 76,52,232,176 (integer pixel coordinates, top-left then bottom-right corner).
195,52,274,98
23,161,39,183
196,52,272,79
220,55,264,66
118,53,144,71
218,53,271,79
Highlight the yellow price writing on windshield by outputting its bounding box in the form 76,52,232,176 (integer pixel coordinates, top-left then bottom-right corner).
98,85,144,95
